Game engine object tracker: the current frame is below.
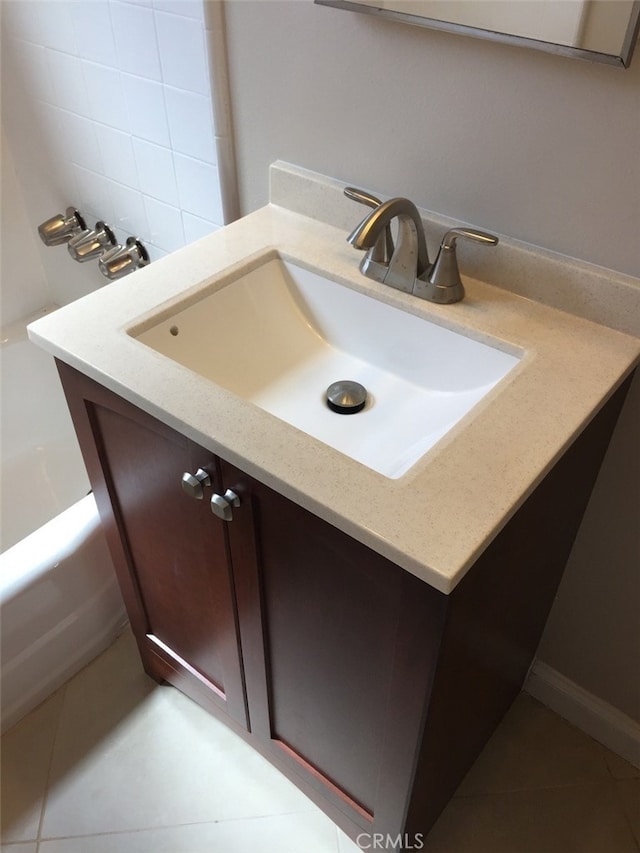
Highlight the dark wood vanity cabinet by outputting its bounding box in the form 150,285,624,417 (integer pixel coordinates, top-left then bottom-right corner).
57,361,631,848
58,365,248,728
222,460,447,836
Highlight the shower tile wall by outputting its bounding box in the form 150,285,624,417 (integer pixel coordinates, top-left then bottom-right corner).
1,0,227,265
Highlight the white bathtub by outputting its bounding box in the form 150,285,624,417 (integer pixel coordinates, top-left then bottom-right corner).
1,309,126,733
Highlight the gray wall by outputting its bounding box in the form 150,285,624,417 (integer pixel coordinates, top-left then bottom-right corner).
537,370,639,718
223,0,639,720
224,0,639,277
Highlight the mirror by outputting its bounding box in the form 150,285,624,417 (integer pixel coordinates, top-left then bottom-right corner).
316,0,640,67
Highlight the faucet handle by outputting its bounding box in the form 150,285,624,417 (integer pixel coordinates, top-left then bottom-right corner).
38,207,86,246
344,186,383,209
344,186,394,276
98,237,149,280
440,228,498,251
67,221,117,262
415,227,498,305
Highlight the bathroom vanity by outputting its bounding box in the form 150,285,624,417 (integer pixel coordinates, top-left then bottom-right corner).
57,362,630,843
30,164,640,847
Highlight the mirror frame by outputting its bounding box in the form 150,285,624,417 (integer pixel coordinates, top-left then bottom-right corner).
316,0,640,68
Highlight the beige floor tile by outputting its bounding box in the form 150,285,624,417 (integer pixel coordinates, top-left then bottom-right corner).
41,632,317,839
616,778,640,845
338,828,364,852
7,630,638,853
0,690,63,844
43,628,155,777
423,781,638,853
457,693,612,795
38,811,340,853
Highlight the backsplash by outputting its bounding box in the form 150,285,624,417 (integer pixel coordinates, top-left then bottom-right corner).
1,0,229,263
271,162,640,338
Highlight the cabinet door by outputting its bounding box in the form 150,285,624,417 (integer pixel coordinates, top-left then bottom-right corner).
221,460,447,837
58,364,247,728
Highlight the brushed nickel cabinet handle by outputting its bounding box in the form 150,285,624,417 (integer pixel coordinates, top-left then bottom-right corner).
181,468,211,500
210,489,240,522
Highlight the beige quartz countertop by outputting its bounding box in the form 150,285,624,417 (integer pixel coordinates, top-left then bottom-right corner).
28,204,640,594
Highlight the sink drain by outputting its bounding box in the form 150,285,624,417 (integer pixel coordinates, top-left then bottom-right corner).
326,380,367,415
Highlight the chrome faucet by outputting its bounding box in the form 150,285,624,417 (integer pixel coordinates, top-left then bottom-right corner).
345,187,498,304
347,196,430,294
344,187,395,281
416,227,498,303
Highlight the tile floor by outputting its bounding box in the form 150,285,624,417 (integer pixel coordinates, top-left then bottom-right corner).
2,627,638,853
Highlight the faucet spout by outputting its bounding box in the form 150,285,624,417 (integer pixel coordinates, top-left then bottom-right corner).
347,197,430,293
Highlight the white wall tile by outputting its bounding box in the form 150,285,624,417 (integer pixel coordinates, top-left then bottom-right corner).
143,195,185,252
1,129,51,326
164,87,215,163
132,138,179,205
36,101,64,147
57,110,103,171
144,244,169,262
174,153,223,223
26,1,79,54
122,74,170,146
82,63,129,131
182,211,220,244
2,0,227,300
111,1,162,81
35,103,81,201
57,162,83,209
6,38,56,105
153,0,204,21
71,1,118,68
46,51,90,116
154,11,208,94
73,166,116,225
95,126,139,188
108,182,149,239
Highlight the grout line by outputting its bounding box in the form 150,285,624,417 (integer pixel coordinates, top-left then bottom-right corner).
35,685,68,850
34,808,319,844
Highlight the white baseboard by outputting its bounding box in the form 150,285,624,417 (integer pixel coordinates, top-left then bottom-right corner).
525,659,640,768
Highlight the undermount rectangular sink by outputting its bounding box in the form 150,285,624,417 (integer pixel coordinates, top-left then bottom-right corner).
131,255,521,478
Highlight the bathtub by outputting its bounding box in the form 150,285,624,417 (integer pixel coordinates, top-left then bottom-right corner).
1,308,126,733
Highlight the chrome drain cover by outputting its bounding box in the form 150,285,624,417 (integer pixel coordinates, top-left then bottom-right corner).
326,380,367,415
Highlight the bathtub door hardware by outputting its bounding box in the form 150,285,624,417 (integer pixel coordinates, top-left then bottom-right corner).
68,221,117,262
99,237,150,280
38,207,86,246
211,489,241,522
181,468,212,500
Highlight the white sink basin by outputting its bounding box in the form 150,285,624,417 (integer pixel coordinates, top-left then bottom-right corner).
132,256,521,478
